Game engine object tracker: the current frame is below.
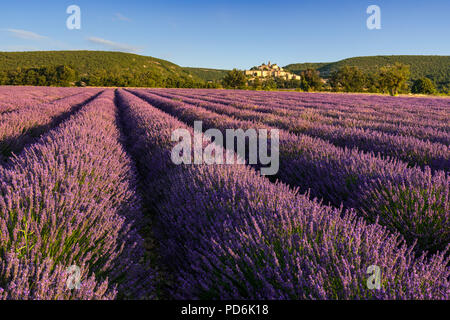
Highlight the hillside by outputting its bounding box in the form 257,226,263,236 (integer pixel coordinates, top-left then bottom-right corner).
0,51,190,78
182,67,228,82
1,52,448,90
281,62,329,74
0,50,207,86
284,55,450,90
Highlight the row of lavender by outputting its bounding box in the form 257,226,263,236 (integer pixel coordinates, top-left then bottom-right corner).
116,89,449,299
0,90,154,299
0,87,448,299
163,89,450,145
159,89,449,143
130,89,449,253
171,89,449,128
0,86,89,114
149,90,449,171
0,88,101,163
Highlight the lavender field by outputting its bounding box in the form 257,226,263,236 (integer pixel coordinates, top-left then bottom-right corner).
0,86,449,300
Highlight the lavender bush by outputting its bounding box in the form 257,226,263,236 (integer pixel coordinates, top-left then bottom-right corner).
151,90,449,171
0,90,154,299
0,88,101,163
116,89,449,300
174,89,449,130
0,86,84,114
130,89,449,253
0,86,447,300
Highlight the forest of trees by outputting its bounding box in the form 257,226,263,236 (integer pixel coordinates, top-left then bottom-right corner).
222,63,446,96
0,65,77,87
327,63,446,95
0,62,444,96
0,51,219,89
0,64,219,88
285,55,450,93
329,63,413,95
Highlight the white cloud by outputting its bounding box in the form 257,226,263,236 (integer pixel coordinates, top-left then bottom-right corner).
87,37,141,53
114,13,131,22
5,29,48,40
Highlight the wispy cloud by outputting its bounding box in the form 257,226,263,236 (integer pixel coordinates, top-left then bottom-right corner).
5,29,48,40
87,37,141,53
113,13,132,22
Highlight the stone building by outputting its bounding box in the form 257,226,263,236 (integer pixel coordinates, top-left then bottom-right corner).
245,61,301,81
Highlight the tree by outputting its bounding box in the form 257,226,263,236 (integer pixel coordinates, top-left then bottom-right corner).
300,68,322,92
288,79,301,89
250,77,262,90
330,66,366,92
377,63,411,96
23,69,38,85
9,68,24,85
365,72,381,93
411,77,436,95
262,78,276,90
55,65,77,86
222,69,247,89
0,71,7,85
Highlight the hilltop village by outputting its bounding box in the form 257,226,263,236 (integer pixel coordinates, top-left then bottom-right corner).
245,61,301,81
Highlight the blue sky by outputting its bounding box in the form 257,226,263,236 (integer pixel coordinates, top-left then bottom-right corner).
1,0,449,69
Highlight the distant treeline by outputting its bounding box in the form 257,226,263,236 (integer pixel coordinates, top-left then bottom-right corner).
0,63,447,96
284,55,450,93
223,63,448,96
328,63,447,95
0,65,76,87
0,65,219,88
